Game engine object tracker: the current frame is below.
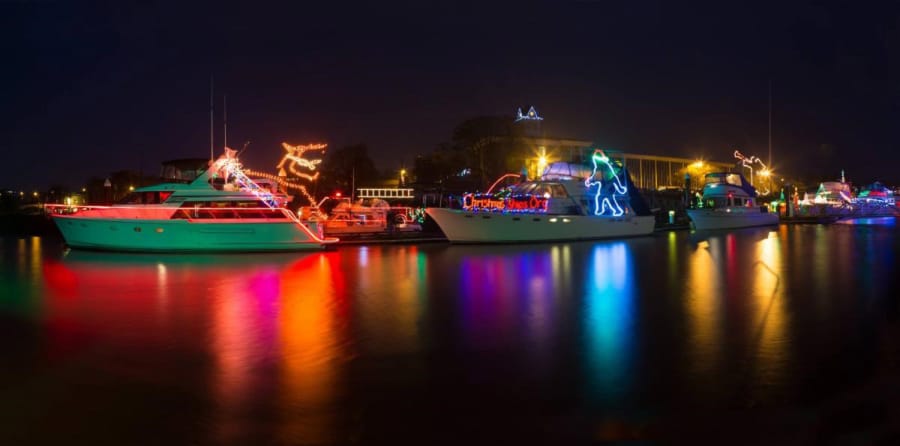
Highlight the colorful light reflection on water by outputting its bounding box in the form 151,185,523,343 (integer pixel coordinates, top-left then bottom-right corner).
583,242,635,404
0,224,898,443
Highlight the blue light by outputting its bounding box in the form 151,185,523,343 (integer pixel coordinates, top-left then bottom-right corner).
584,242,635,403
584,151,627,217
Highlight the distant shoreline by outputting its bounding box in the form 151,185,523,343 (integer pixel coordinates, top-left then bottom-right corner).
0,214,60,237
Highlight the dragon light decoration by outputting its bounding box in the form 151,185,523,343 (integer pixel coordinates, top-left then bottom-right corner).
243,142,327,205
584,150,627,217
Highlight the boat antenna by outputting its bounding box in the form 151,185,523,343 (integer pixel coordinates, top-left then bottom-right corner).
238,140,250,157
209,76,214,162
223,94,227,151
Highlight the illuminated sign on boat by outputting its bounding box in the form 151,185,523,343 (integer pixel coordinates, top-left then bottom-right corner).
462,193,549,213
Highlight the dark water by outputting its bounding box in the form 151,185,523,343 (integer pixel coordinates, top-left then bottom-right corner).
1,223,899,444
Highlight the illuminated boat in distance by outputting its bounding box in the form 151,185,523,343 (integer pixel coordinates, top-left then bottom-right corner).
814,180,854,206
686,172,778,230
796,176,897,220
425,151,656,243
856,181,896,206
311,196,423,236
45,149,338,252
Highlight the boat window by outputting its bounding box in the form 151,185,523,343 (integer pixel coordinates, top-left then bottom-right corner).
549,184,568,198
725,174,742,187
705,197,729,208
704,174,725,185
117,191,176,205
533,184,552,197
536,183,568,198
116,192,142,204
171,201,287,219
510,182,568,197
515,183,539,195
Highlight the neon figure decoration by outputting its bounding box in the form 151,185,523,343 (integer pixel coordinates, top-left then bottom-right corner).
584,150,627,217
733,150,770,195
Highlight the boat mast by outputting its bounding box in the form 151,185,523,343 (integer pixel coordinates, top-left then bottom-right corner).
224,94,227,151
768,80,772,168
209,76,214,162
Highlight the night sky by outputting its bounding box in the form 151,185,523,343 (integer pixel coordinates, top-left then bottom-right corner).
3,1,898,191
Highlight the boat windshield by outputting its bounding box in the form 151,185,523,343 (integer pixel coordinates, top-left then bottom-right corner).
116,191,174,205
509,182,569,198
704,173,743,187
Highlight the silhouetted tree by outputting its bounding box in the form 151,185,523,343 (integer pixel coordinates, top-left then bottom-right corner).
108,170,142,201
455,116,533,187
319,143,379,196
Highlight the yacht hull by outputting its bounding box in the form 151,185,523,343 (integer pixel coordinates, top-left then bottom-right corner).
52,216,335,252
686,208,779,230
426,208,655,243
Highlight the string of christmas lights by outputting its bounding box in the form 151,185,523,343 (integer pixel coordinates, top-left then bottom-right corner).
277,143,327,181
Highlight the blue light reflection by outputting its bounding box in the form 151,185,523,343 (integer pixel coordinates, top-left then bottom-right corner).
583,242,635,404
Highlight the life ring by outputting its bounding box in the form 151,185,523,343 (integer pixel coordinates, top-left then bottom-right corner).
393,213,407,225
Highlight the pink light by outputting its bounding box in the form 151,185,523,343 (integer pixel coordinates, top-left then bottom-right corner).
486,173,521,194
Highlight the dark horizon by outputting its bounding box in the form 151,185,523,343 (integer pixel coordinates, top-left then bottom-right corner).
4,1,898,191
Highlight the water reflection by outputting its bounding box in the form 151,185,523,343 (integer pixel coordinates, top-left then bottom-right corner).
583,242,635,403
278,253,347,444
211,266,281,443
0,225,896,443
352,245,427,355
811,225,831,302
457,247,562,352
458,253,523,349
684,237,724,381
750,231,788,395
0,237,45,317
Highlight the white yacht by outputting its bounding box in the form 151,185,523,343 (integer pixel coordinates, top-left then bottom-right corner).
686,172,778,230
426,152,656,243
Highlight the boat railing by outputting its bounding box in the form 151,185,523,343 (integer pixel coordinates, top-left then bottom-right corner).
171,206,292,220
44,203,299,220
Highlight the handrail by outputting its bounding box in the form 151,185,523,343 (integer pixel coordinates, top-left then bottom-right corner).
44,203,294,213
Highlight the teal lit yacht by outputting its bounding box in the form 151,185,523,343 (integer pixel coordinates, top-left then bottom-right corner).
47,152,338,252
